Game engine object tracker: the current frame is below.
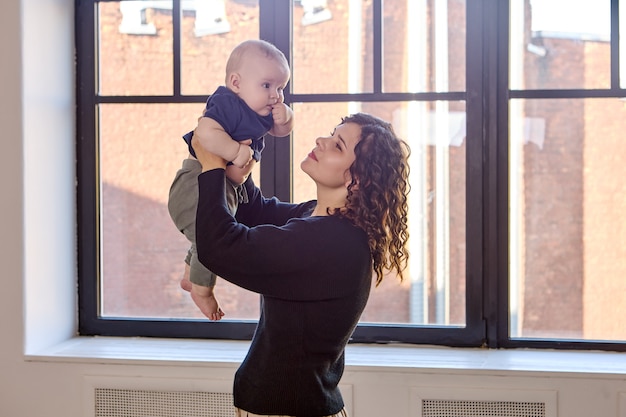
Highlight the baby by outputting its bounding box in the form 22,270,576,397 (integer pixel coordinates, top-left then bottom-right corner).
168,39,293,320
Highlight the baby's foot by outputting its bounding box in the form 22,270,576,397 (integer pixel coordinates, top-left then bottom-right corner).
190,283,225,321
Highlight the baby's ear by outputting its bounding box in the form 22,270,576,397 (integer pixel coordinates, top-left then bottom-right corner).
228,72,241,91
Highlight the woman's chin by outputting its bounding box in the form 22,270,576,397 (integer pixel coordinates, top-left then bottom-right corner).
300,160,313,176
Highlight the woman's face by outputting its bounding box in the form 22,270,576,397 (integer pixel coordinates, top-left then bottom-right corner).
301,122,361,189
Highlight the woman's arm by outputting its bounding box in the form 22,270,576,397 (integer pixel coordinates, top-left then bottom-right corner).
191,133,368,301
195,169,370,300
234,176,315,228
192,132,314,226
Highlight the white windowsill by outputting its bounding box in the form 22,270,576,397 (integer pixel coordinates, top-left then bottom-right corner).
25,336,626,378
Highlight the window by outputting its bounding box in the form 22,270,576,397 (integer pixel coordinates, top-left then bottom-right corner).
77,0,626,350
505,0,626,346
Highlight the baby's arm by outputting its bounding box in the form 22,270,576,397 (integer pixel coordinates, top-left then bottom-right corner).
195,117,253,168
269,103,294,138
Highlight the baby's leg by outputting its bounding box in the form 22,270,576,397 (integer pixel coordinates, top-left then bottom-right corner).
184,176,242,320
187,244,223,320
168,157,223,320
168,158,201,293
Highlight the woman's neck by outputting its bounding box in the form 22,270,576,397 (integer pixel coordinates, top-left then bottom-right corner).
312,187,348,217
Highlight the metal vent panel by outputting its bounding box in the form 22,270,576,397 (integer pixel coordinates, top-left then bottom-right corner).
84,376,234,417
422,399,545,417
95,388,232,417
84,376,352,417
411,387,557,417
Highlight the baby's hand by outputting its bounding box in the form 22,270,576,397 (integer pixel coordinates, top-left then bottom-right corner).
271,102,292,126
231,142,253,168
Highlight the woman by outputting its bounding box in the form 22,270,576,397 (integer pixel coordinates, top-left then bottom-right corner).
190,113,410,417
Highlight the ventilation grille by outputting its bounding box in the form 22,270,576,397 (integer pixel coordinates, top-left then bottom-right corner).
412,387,556,417
422,399,546,417
94,388,233,417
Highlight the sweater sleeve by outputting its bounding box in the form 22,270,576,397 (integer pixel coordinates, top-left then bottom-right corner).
234,175,316,228
195,169,371,301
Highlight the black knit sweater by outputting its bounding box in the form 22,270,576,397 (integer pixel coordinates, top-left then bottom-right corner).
196,169,372,417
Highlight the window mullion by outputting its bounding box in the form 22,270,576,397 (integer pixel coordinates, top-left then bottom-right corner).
372,0,383,93
77,0,101,336
611,0,620,89
259,0,292,201
173,0,182,96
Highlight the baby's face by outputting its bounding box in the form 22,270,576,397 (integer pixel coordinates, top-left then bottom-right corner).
231,54,290,117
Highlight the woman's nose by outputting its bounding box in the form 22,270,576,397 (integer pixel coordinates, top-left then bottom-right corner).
316,136,329,149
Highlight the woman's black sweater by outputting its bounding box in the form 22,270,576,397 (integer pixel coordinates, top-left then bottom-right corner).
196,169,372,417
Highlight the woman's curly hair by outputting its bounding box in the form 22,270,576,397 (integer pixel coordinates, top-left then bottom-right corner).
331,113,411,286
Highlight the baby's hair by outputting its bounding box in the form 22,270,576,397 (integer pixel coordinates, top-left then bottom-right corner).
225,39,289,83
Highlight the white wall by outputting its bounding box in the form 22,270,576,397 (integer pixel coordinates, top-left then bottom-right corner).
1,1,625,417
1,0,77,414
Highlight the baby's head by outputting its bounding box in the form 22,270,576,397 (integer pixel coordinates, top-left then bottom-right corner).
225,40,291,117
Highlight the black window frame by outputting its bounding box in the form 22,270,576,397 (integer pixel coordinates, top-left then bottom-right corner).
76,0,626,352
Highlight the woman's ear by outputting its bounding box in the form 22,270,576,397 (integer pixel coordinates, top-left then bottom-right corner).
344,171,354,188
346,175,358,190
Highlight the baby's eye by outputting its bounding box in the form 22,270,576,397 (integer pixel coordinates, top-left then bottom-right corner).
336,142,342,150
262,82,270,88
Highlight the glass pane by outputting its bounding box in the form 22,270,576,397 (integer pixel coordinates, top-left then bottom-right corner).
383,0,466,93
292,0,371,93
181,0,260,95
292,101,467,326
99,103,260,320
510,0,611,90
509,98,626,342
99,1,173,95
